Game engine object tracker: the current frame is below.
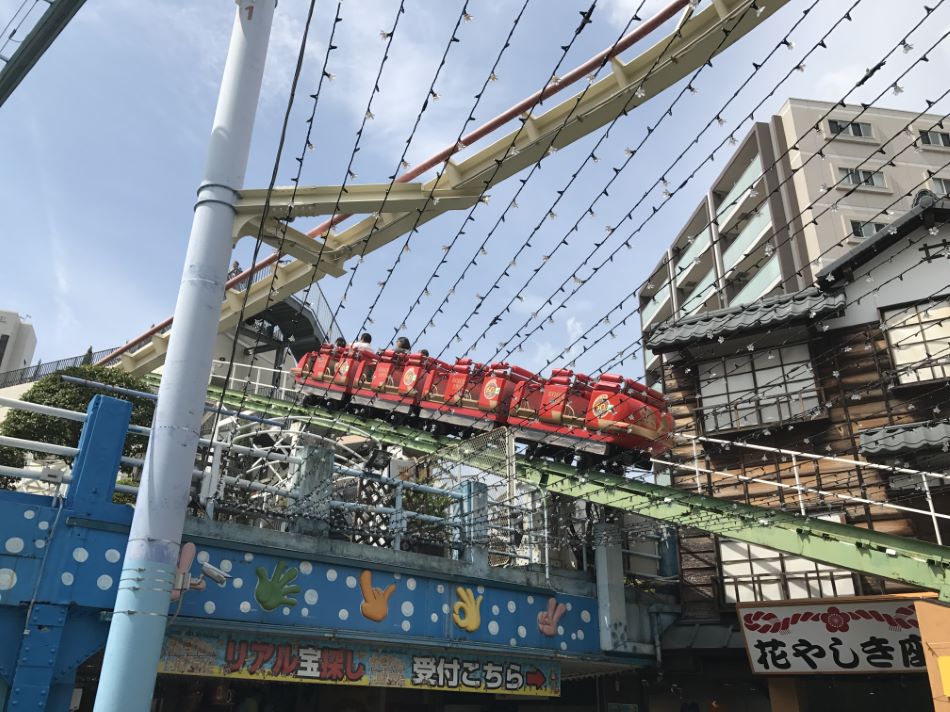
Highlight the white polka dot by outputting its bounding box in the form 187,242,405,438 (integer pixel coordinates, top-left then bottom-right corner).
338,609,349,621
23,510,35,519
442,603,450,615
393,573,401,580
38,521,49,531
305,589,318,605
401,601,414,617
97,575,113,590
204,601,216,614
436,584,445,594
557,625,564,636
61,572,73,586
527,595,534,604
345,575,357,589
300,561,312,575
571,633,577,640
72,547,88,563
326,569,337,582
282,607,291,616
233,578,243,589
476,585,484,594
577,629,584,640
34,539,45,549
401,620,411,632
406,578,416,590
488,620,499,635
219,559,232,573
580,609,591,623
491,604,500,616
565,602,573,611
240,601,251,613
517,625,527,638
507,601,517,613
510,638,517,646
560,641,567,651
0,569,16,590
301,608,309,617
196,550,209,564
105,549,120,563
431,612,439,623
244,552,254,562
5,538,23,554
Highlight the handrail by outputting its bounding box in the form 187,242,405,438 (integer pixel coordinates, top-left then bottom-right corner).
0,347,120,388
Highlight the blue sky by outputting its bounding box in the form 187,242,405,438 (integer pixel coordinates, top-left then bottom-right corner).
2,0,948,379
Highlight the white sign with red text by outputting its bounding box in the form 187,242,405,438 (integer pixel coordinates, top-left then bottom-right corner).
738,597,927,674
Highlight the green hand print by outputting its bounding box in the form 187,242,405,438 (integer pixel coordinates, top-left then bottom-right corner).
254,560,301,611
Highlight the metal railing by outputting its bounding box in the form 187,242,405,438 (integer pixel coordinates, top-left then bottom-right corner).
0,347,120,388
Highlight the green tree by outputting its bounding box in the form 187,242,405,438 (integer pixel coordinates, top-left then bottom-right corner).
0,365,155,490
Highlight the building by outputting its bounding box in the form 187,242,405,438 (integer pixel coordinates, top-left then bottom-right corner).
640,98,950,392
643,191,950,707
0,310,36,374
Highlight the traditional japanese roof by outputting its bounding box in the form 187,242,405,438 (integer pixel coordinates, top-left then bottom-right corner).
859,419,950,456
645,286,845,352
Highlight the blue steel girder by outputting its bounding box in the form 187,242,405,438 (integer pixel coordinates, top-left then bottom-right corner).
207,384,950,599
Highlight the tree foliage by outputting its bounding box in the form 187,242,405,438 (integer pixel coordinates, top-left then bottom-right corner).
0,365,156,488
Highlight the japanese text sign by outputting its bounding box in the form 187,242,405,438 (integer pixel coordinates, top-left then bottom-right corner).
738,597,927,675
158,628,560,697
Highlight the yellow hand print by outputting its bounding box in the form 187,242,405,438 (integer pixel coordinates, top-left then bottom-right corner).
452,586,483,632
359,570,396,623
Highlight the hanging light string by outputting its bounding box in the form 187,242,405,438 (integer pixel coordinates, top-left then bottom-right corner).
483,10,949,366
391,0,662,348
447,0,837,360
250,1,536,443
490,22,950,375
349,1,609,344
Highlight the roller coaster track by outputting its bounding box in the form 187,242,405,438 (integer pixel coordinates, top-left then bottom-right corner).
204,380,950,600
105,0,794,376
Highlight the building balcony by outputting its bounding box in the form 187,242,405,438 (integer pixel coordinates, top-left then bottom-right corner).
641,282,673,329
680,267,717,316
722,207,771,275
731,257,781,306
715,156,763,228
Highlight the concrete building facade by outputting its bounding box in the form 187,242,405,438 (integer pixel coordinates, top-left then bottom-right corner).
640,98,950,391
0,310,36,373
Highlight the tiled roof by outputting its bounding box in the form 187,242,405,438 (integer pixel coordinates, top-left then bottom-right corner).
646,287,845,352
859,420,950,456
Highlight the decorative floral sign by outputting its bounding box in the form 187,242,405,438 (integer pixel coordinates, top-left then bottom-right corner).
158,628,560,697
738,597,928,674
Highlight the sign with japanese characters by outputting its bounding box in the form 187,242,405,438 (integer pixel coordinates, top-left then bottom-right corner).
158,628,560,697
738,597,928,675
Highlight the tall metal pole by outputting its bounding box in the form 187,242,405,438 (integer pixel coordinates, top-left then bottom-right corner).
93,3,273,710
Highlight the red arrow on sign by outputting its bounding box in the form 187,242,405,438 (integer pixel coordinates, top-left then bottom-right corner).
525,669,546,688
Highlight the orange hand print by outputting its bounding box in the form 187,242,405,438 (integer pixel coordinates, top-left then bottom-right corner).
452,586,483,632
359,570,396,622
538,597,566,637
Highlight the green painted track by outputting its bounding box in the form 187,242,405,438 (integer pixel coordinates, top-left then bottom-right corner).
203,382,950,599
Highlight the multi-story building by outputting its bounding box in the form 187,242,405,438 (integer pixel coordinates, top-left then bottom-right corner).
642,191,949,708
640,98,950,392
0,310,36,373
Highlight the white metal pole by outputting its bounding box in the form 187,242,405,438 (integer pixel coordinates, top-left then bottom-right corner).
93,3,274,710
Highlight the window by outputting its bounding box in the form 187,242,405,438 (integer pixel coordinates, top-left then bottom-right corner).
697,344,820,432
934,177,950,197
849,219,887,239
838,167,886,188
884,301,950,384
920,130,950,148
828,119,872,138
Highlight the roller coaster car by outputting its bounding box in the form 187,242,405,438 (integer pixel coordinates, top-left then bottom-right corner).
293,349,673,461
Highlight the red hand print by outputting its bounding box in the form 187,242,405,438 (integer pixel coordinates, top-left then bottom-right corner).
537,597,567,637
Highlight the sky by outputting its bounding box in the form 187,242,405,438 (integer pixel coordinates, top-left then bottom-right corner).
1,0,949,380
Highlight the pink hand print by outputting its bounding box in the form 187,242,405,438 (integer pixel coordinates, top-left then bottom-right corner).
537,596,567,637
170,541,206,602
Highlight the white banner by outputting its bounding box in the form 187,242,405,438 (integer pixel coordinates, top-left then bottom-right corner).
737,597,927,674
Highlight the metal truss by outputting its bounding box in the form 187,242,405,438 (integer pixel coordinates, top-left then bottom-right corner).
204,381,950,601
